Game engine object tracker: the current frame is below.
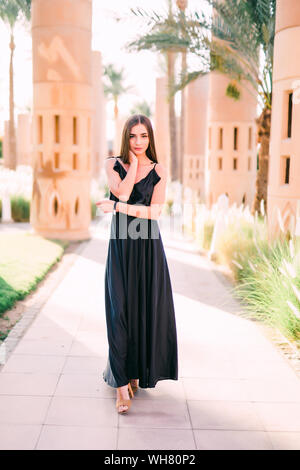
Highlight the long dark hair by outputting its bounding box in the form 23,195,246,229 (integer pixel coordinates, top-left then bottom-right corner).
119,114,158,164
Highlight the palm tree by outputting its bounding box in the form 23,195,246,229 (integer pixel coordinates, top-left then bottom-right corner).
208,0,275,216
130,100,152,118
176,0,188,201
103,63,133,121
151,0,275,215
0,0,31,170
127,0,180,181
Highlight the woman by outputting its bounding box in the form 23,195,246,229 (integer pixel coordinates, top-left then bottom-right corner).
96,114,178,414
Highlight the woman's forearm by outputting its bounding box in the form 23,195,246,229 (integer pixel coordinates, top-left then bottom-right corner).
116,201,161,220
117,161,138,201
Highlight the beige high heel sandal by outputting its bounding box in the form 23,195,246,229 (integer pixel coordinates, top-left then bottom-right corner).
130,379,139,394
116,383,134,414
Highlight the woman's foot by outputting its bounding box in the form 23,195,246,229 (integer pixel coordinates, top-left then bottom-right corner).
116,384,131,413
130,379,139,393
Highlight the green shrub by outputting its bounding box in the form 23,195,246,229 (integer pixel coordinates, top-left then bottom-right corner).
91,200,97,219
203,222,214,250
214,219,300,343
10,196,30,222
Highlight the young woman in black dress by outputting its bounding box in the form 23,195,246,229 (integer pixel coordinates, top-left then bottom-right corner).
96,114,178,414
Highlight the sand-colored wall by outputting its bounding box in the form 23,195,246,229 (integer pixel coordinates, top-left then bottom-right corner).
184,74,209,202
113,115,128,157
268,0,300,238
30,0,93,240
16,114,32,166
154,76,170,171
91,50,107,179
207,71,257,208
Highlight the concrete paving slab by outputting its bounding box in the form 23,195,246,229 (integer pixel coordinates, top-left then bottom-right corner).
0,224,299,449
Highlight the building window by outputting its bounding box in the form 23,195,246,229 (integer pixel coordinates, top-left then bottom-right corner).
233,157,238,170
196,159,199,169
54,152,59,169
248,156,251,171
218,128,223,150
234,127,238,150
73,117,78,145
190,159,193,168
38,115,43,144
53,196,59,216
248,127,252,150
287,92,293,138
218,157,222,170
281,156,290,184
54,115,60,143
74,197,79,215
73,153,78,170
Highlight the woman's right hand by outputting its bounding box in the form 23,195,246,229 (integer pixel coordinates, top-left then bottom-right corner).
129,150,138,165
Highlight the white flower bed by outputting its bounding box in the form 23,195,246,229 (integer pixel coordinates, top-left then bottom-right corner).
0,165,33,200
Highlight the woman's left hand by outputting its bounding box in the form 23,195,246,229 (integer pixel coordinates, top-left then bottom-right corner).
96,199,115,213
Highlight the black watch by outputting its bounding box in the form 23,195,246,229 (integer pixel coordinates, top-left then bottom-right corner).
113,200,118,215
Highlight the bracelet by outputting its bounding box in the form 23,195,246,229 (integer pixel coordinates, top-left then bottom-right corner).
113,200,118,215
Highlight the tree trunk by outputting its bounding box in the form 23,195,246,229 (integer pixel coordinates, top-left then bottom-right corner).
114,97,119,120
8,32,17,170
251,107,271,216
167,50,178,181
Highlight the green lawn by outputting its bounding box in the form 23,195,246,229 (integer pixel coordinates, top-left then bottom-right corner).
0,232,67,315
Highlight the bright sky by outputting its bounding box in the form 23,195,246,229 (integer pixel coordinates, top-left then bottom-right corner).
0,0,209,138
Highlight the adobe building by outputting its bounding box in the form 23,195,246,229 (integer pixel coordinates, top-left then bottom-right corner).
3,121,10,167
267,0,300,239
184,74,209,203
206,71,257,208
91,51,107,179
30,0,93,240
113,115,127,157
154,76,170,172
16,114,32,166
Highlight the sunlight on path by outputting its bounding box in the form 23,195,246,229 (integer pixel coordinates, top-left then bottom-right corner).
0,227,299,450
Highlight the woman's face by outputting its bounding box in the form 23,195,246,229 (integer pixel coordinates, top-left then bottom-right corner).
129,123,150,156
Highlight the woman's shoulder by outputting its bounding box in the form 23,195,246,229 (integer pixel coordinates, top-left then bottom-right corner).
104,156,118,174
154,162,167,178
105,155,117,164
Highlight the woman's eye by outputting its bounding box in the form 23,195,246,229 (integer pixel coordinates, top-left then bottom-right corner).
129,135,148,138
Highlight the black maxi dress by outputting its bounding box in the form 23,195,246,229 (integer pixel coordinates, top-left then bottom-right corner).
102,156,178,389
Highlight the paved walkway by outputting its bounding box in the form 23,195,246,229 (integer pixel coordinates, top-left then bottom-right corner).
0,220,300,450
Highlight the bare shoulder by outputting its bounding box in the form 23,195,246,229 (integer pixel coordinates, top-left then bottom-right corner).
155,162,167,179
104,157,116,170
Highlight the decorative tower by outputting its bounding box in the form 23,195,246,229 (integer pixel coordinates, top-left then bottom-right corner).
16,114,32,166
30,0,93,240
154,76,170,171
267,0,300,238
91,50,107,179
184,74,209,202
206,71,257,208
